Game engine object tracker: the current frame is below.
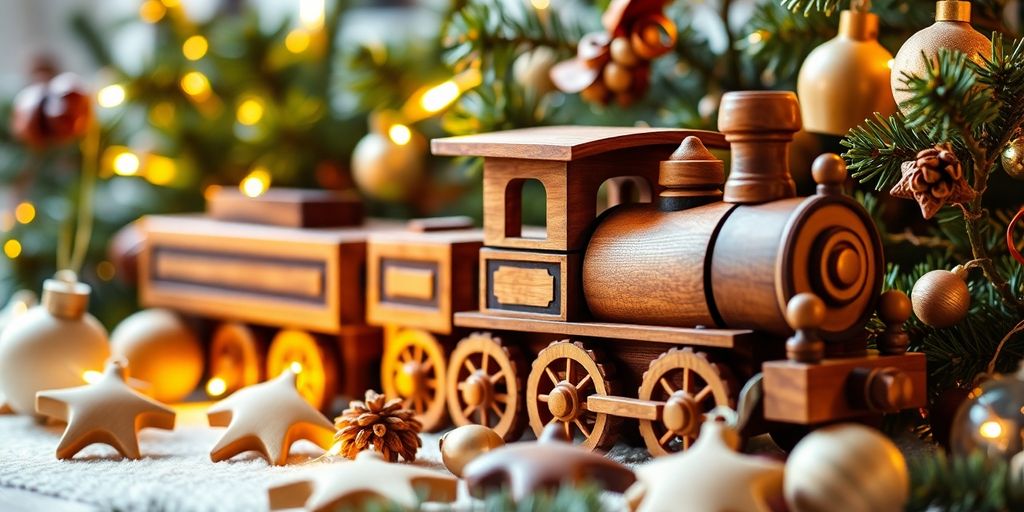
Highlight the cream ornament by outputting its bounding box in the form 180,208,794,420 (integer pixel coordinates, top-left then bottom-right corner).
0,272,109,416
797,9,896,136
110,308,204,403
267,451,457,511
627,420,784,512
351,125,426,203
35,359,176,460
890,0,990,113
207,368,335,465
785,424,908,512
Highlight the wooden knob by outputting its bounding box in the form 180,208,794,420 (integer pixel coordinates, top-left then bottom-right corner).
812,153,847,195
786,293,825,331
786,293,825,363
878,290,911,325
658,136,725,210
849,367,914,412
877,290,911,355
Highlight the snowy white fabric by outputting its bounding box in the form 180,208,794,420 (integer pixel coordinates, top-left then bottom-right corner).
0,415,645,511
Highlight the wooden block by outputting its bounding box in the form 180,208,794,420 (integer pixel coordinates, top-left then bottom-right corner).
139,215,401,334
480,248,581,321
207,188,364,228
761,352,926,424
407,216,474,232
366,230,483,335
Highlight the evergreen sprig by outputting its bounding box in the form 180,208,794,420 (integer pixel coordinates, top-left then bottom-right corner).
779,0,843,16
908,450,1024,512
899,48,998,142
842,112,944,190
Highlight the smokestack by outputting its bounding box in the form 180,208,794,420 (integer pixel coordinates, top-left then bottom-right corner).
717,91,802,204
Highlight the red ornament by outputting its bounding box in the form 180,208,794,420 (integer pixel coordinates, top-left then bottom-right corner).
1009,206,1024,266
10,73,93,148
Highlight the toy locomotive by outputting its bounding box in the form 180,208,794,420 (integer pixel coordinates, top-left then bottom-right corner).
132,90,925,455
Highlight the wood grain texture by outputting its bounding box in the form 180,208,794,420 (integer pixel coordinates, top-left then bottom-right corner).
366,230,483,335
139,215,402,334
480,248,581,321
718,91,800,204
584,202,734,327
207,188,364,228
453,311,756,349
761,352,926,424
431,125,728,161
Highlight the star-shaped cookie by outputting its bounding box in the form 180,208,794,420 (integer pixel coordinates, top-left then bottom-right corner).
35,359,176,460
267,451,457,511
207,368,334,465
627,421,784,512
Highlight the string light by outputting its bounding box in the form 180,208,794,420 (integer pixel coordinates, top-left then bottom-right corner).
145,155,177,185
406,68,482,120
139,0,167,23
285,29,311,54
112,151,140,176
747,32,764,44
980,420,1003,439
182,35,209,61
180,71,212,100
14,202,35,224
388,124,412,146
206,377,227,397
240,168,271,198
97,84,126,108
421,81,460,113
887,59,895,69
236,97,265,125
299,0,325,30
3,240,22,259
531,0,550,9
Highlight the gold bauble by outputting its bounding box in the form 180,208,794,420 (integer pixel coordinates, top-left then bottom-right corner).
911,269,970,328
785,424,908,512
603,62,633,93
1001,137,1024,180
890,1,990,114
512,46,558,95
0,273,109,416
797,10,896,136
351,128,426,202
439,425,505,477
110,308,203,403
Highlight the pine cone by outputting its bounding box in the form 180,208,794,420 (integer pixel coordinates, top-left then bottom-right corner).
909,143,962,200
890,142,976,219
334,390,422,462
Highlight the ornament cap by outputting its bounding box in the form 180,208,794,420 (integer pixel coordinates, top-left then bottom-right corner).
838,10,879,41
41,271,91,320
935,0,971,22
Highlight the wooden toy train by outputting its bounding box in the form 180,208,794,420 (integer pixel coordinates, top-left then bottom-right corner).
129,91,925,455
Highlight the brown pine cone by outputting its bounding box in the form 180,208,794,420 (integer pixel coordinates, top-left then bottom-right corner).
334,390,422,462
890,142,976,219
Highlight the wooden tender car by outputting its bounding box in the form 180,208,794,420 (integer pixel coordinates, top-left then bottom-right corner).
370,90,926,455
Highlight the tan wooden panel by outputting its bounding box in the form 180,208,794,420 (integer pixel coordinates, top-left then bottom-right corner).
492,266,554,307
384,266,436,301
154,251,323,299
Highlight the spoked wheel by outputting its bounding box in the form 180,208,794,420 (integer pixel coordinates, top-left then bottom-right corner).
207,322,264,398
266,329,337,411
446,333,525,441
381,328,447,431
638,347,734,456
526,340,616,451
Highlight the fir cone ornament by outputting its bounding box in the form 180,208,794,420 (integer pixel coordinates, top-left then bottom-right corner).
890,143,975,219
334,390,422,462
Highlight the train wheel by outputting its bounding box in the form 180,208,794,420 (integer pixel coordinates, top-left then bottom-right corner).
445,333,525,441
381,328,447,431
638,347,734,456
526,340,616,451
266,329,337,411
206,322,264,399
